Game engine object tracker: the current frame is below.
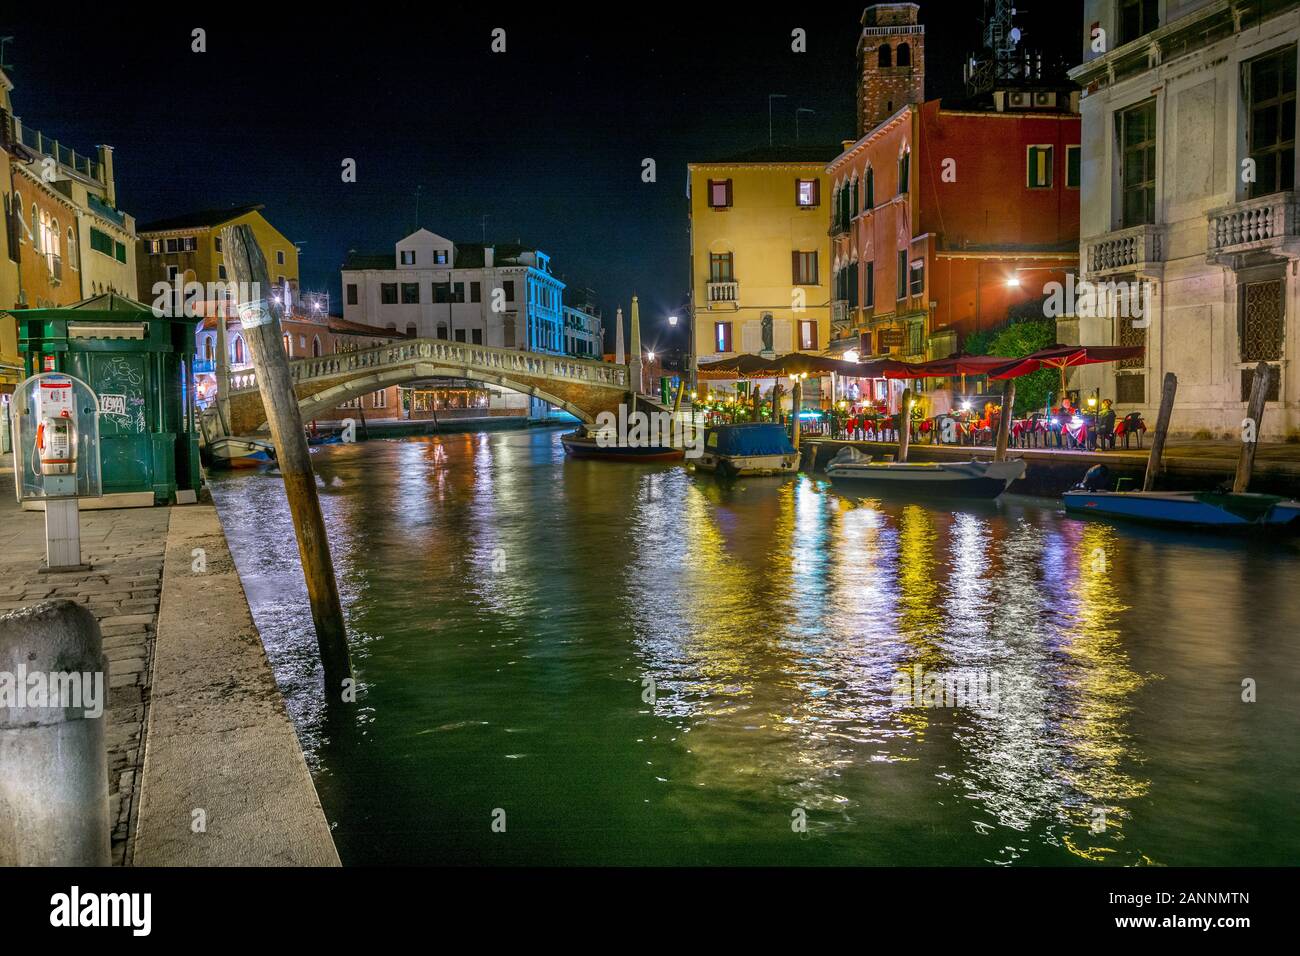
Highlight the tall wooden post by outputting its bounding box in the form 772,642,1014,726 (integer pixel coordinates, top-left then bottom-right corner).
1143,372,1178,492
897,388,913,463
1233,361,1272,493
214,303,232,435
221,225,352,693
790,378,802,451
993,380,1015,462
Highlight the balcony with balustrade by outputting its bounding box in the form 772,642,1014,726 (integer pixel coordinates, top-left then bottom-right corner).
706,280,738,307
1083,224,1165,279
1207,192,1300,264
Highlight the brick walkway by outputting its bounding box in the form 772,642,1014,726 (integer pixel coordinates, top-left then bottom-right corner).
0,467,169,866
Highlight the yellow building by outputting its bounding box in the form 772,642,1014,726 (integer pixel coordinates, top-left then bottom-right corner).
688,147,834,383
135,203,299,309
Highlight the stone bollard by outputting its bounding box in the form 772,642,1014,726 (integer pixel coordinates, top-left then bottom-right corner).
0,600,110,866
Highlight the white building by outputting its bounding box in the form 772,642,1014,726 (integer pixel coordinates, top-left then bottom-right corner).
1070,0,1300,439
341,229,568,355
563,303,603,358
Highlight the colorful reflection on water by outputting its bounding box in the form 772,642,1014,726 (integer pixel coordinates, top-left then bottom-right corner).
209,428,1300,865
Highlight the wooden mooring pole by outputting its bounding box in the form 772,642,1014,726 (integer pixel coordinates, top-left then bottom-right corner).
1143,372,1178,492
221,225,353,694
993,380,1015,462
897,388,912,463
1233,361,1273,493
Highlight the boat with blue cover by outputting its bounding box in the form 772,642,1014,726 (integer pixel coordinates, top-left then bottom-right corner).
695,423,799,477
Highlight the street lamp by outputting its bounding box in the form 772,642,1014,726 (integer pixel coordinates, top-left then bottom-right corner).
668,315,678,327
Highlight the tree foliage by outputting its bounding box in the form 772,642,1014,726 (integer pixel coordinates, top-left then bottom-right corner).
963,300,1059,416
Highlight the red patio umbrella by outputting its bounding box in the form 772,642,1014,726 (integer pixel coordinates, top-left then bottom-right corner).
986,344,1146,391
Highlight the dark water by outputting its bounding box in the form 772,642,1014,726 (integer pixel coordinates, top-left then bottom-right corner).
208,429,1300,866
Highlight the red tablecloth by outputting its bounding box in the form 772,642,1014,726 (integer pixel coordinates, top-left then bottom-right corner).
1063,420,1089,445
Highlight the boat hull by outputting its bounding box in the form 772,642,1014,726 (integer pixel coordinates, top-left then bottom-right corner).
560,432,684,463
1064,490,1300,530
695,452,798,477
826,459,1025,500
204,437,276,469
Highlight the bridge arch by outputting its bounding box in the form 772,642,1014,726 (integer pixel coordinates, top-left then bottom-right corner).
295,362,595,426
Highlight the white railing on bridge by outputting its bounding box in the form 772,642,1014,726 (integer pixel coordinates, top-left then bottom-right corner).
226,339,629,394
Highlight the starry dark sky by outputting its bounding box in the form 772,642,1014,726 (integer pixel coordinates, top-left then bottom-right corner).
2,2,1082,353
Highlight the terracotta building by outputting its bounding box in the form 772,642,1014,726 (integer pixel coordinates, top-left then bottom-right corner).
828,3,1081,361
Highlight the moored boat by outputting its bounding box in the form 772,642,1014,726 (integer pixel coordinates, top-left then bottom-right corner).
560,425,685,462
694,423,799,477
204,436,277,468
825,446,1025,499
1063,464,1300,530
1064,488,1300,530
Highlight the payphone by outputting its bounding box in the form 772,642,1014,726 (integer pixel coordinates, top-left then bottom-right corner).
10,373,102,571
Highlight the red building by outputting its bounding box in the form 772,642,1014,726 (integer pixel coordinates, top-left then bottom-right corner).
828,3,1080,362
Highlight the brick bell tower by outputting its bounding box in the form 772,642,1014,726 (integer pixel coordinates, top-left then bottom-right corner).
856,3,926,137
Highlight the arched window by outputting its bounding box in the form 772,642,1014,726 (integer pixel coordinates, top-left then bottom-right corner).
897,42,911,67
899,147,911,195
66,228,77,269
283,333,292,356
312,335,322,357
405,322,417,338
49,217,60,265
878,44,891,68
205,337,214,362
233,335,245,365
865,166,875,210
32,205,41,253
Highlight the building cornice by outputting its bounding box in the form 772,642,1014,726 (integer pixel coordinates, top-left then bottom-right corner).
828,104,916,173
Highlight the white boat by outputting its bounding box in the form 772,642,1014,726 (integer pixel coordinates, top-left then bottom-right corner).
204,436,276,469
825,446,1025,499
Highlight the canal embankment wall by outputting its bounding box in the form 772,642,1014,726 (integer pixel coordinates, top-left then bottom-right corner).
802,438,1300,498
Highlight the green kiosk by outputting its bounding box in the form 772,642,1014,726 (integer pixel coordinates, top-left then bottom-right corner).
9,293,201,506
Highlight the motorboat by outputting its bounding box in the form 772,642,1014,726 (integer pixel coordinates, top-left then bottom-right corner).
825,446,1025,499
203,435,276,468
560,425,685,462
1064,465,1300,530
694,423,799,477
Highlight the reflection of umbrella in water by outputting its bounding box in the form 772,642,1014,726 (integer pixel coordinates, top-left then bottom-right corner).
987,344,1146,393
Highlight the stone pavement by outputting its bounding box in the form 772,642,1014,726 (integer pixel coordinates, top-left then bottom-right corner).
1,453,338,866
0,479,168,865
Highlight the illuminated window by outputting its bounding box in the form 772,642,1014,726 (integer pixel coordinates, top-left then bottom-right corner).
708,179,733,208
1027,145,1054,188
795,179,820,207
715,321,733,353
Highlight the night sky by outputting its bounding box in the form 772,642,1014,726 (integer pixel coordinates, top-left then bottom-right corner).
3,2,1082,353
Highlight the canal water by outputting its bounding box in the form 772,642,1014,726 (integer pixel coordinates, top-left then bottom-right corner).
208,428,1300,866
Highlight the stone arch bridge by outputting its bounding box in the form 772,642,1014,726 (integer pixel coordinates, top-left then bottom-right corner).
224,339,639,435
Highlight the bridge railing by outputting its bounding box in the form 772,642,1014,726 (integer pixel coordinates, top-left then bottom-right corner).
227,339,629,394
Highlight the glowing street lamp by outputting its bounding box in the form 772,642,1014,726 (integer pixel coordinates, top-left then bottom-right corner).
668,315,679,327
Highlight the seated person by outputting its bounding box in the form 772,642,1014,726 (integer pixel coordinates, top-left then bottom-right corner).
1096,399,1117,449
